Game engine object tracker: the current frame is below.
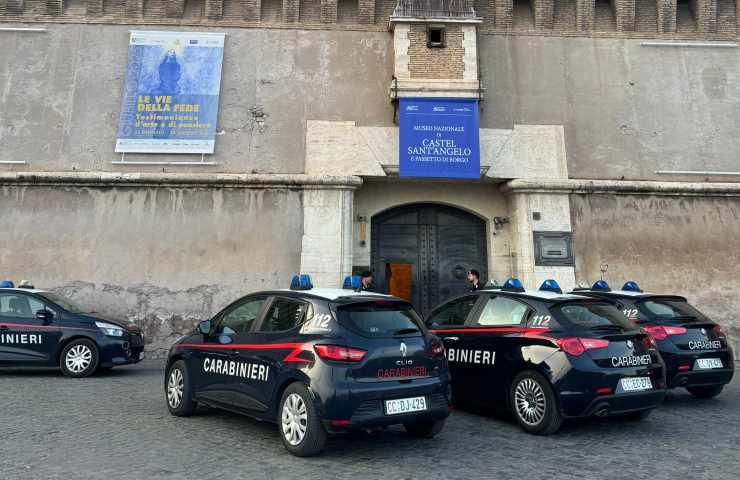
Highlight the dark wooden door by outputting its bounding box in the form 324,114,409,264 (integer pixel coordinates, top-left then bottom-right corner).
371,204,487,316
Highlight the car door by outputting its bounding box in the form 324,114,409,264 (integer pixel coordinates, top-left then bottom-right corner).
229,296,310,413
425,294,482,403
190,296,269,409
460,294,533,408
0,292,60,364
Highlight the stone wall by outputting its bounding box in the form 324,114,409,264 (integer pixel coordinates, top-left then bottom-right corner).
0,182,303,357
570,193,740,358
407,24,465,80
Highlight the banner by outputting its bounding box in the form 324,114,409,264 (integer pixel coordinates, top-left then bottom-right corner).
399,98,480,179
115,31,225,154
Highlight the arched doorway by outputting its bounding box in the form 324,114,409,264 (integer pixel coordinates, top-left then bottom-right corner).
371,203,488,316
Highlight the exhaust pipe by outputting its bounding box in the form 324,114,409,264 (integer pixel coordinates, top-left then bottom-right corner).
593,405,610,417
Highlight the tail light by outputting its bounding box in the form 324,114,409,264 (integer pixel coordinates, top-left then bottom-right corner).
314,345,367,362
556,338,609,356
429,340,445,357
642,325,687,341
642,335,657,350
713,325,727,341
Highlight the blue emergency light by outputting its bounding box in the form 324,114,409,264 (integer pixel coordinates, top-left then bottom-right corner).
539,279,562,294
502,278,525,292
622,281,643,292
290,274,313,291
592,280,611,291
342,275,361,290
0,280,14,288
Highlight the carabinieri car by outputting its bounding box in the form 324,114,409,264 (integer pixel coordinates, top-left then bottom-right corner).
164,275,451,457
0,286,144,376
574,280,734,398
425,278,666,435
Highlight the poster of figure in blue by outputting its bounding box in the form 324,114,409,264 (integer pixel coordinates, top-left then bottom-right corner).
115,31,225,154
399,98,480,179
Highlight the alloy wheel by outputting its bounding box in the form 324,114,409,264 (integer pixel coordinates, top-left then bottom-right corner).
167,368,184,408
514,378,547,426
65,344,92,374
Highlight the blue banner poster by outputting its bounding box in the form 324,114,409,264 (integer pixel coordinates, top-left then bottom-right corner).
399,98,480,179
115,31,225,154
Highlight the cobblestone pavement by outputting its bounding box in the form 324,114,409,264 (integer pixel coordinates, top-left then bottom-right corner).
2,360,739,480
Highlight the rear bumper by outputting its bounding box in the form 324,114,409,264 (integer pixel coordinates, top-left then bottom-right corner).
317,376,451,433
560,389,667,418
668,368,734,388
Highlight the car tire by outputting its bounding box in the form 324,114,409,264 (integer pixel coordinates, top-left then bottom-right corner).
622,409,653,421
403,419,445,438
510,371,563,435
166,360,197,417
278,383,327,457
687,385,724,399
60,339,99,378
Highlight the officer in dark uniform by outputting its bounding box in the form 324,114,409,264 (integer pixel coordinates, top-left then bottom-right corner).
358,270,375,292
467,269,483,291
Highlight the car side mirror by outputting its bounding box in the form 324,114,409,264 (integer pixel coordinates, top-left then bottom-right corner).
36,309,53,324
198,320,212,335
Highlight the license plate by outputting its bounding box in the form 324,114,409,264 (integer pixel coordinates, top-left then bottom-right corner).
385,396,427,415
696,358,723,369
620,377,653,392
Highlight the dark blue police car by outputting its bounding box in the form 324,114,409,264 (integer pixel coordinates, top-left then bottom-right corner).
164,275,451,456
0,285,144,377
574,280,734,398
426,278,666,435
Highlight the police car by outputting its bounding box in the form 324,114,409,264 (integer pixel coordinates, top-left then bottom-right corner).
164,275,451,457
0,283,144,377
573,280,734,398
425,278,666,435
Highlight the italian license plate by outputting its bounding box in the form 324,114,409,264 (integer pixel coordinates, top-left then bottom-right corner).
696,358,723,369
620,377,653,392
385,396,427,415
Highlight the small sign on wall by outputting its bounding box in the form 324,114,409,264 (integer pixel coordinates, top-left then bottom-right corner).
399,98,480,179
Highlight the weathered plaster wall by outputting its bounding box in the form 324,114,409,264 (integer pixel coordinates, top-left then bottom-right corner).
0,24,393,173
481,36,740,182
571,194,740,357
0,185,303,356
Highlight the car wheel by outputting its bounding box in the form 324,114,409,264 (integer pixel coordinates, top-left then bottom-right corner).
687,385,724,399
403,419,445,438
279,383,327,457
60,339,99,378
166,360,197,417
622,409,653,421
510,371,563,435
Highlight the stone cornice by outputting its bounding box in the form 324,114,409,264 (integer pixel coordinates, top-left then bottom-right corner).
501,178,740,197
0,171,363,189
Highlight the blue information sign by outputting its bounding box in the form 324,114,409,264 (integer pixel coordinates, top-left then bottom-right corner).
399,98,480,179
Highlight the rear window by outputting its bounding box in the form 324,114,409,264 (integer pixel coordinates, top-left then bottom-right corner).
335,302,423,338
551,302,636,331
638,299,709,323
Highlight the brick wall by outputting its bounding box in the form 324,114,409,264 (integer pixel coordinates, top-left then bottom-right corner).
657,0,677,32
615,0,635,30
407,24,465,80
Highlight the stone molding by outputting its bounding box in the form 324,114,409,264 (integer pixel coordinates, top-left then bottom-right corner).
502,178,740,196
0,171,363,189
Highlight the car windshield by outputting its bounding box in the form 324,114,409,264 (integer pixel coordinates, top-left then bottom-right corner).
37,292,87,314
334,302,423,338
551,302,636,331
637,298,709,323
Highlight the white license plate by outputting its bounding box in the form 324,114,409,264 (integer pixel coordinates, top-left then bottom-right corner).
620,377,653,392
385,396,427,415
696,358,723,369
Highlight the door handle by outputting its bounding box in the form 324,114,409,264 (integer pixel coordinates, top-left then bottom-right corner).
0,325,9,331
230,349,240,356
443,337,459,342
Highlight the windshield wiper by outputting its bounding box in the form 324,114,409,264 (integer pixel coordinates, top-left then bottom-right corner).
393,328,419,335
589,324,625,332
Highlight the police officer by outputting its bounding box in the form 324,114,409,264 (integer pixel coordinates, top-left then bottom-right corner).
358,270,375,292
467,269,483,291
